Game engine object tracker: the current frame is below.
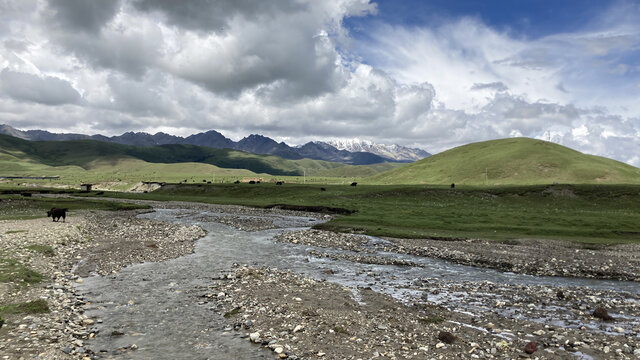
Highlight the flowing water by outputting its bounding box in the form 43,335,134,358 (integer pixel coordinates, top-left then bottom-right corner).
79,209,639,359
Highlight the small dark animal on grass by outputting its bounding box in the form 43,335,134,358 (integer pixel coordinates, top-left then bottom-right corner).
350,182,357,186
276,181,283,185
234,180,240,184
320,187,326,191
249,180,256,184
451,183,455,188
47,208,68,222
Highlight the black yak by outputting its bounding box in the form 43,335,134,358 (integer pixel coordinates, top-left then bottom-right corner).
350,182,357,186
47,208,68,222
276,181,283,185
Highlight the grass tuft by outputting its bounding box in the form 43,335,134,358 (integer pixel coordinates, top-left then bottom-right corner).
0,258,44,285
0,299,49,315
25,245,55,257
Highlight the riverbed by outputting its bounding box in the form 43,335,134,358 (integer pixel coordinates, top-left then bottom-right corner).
78,208,640,359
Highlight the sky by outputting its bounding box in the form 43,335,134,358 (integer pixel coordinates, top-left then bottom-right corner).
0,0,639,165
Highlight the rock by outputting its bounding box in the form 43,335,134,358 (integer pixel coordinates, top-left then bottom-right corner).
613,327,625,333
274,346,284,354
593,306,614,321
556,290,565,299
82,319,94,326
293,325,304,333
437,331,456,344
524,342,537,354
435,342,445,349
249,332,261,343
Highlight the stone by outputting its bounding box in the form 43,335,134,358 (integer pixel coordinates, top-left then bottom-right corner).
593,306,614,321
435,343,445,349
293,325,304,333
82,319,94,326
249,332,261,343
437,331,456,344
524,342,537,354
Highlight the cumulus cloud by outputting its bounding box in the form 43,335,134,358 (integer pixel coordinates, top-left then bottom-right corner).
0,69,81,105
471,82,508,92
46,0,121,34
0,0,638,167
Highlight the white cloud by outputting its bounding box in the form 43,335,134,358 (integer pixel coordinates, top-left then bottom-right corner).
0,69,82,105
0,0,638,168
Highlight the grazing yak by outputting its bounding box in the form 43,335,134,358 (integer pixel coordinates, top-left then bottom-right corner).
276,181,283,185
350,182,357,186
47,208,68,222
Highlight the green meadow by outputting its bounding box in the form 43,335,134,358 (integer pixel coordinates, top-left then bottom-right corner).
77,183,640,245
2,134,640,245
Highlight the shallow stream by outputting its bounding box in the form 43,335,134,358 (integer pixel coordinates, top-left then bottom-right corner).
79,208,639,359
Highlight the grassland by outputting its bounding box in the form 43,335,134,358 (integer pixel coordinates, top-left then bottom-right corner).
367,138,640,185
0,134,348,178
0,134,390,188
79,183,640,245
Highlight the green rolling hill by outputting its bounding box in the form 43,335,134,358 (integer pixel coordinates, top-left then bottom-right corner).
0,134,393,185
366,137,640,185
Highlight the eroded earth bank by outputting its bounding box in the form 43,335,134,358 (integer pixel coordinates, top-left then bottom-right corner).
0,200,639,360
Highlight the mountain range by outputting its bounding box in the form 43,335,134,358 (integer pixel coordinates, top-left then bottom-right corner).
0,124,430,165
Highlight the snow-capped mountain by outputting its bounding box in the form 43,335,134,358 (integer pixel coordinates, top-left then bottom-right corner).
0,124,430,164
326,139,431,162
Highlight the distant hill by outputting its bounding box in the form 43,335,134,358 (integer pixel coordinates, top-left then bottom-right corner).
0,134,343,177
0,124,429,165
366,137,640,185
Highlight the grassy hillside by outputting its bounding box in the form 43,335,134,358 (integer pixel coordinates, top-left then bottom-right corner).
315,162,406,178
0,134,346,181
367,137,640,185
